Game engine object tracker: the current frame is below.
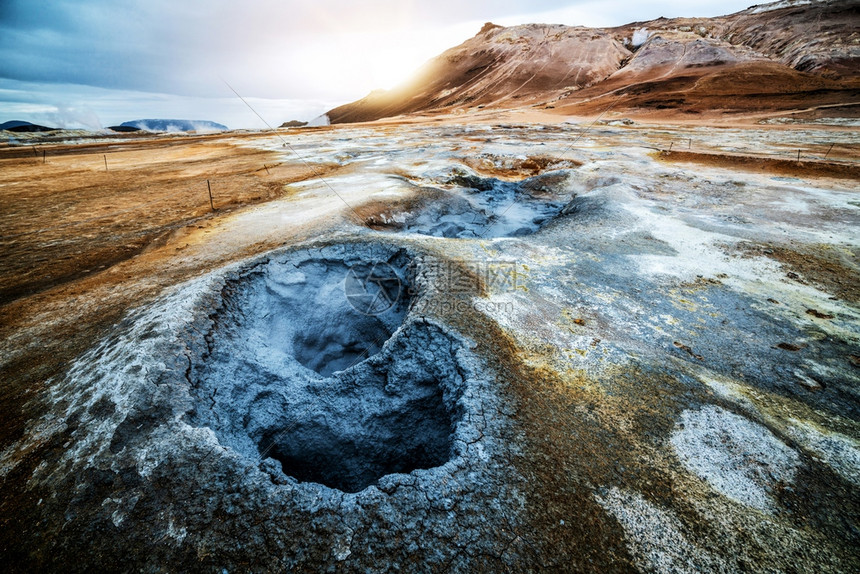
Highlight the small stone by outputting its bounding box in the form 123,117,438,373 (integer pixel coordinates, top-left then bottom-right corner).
776,342,805,351
673,341,703,360
806,308,834,320
795,371,824,391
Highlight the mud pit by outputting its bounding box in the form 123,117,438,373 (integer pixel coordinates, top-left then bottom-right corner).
187,248,462,492
209,255,410,378
0,239,525,570
362,169,576,238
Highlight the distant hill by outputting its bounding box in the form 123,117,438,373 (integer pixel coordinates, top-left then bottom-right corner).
119,119,228,132
327,0,860,123
0,120,57,132
107,125,143,133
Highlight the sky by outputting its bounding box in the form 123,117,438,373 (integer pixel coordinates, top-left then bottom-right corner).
0,0,758,130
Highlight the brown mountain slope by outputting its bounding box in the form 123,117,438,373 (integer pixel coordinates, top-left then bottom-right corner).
326,0,860,124
558,60,857,120
614,0,860,77
327,23,631,124
718,0,860,77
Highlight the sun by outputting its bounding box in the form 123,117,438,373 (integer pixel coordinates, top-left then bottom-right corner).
367,52,422,90
350,25,472,92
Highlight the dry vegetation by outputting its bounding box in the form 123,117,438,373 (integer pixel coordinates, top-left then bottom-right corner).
0,137,340,304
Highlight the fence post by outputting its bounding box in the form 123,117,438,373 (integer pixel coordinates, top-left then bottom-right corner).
207,180,214,211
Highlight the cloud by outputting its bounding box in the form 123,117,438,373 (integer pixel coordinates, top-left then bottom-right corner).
0,0,575,99
0,78,339,129
0,0,757,128
0,0,755,99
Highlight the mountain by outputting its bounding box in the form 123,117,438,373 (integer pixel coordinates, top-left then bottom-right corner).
107,125,143,132
119,119,228,132
0,120,57,132
327,0,860,123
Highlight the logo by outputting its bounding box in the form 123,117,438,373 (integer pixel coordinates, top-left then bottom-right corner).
344,261,402,315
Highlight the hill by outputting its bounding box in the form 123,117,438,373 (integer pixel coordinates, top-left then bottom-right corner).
0,120,57,132
327,0,860,123
120,119,228,132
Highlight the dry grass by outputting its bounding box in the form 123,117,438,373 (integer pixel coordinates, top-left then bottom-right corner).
655,149,860,180
0,139,340,304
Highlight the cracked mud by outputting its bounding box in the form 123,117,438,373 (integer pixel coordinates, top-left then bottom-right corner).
186,248,465,492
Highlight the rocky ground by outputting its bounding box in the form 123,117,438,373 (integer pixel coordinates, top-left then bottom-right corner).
0,115,858,572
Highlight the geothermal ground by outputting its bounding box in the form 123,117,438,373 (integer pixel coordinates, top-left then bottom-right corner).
1,113,858,572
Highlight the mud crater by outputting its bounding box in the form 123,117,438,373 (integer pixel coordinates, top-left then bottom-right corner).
360,168,576,238
186,245,470,493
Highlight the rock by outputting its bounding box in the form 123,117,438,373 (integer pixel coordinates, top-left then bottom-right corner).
795,370,825,391
806,308,834,319
776,342,805,351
